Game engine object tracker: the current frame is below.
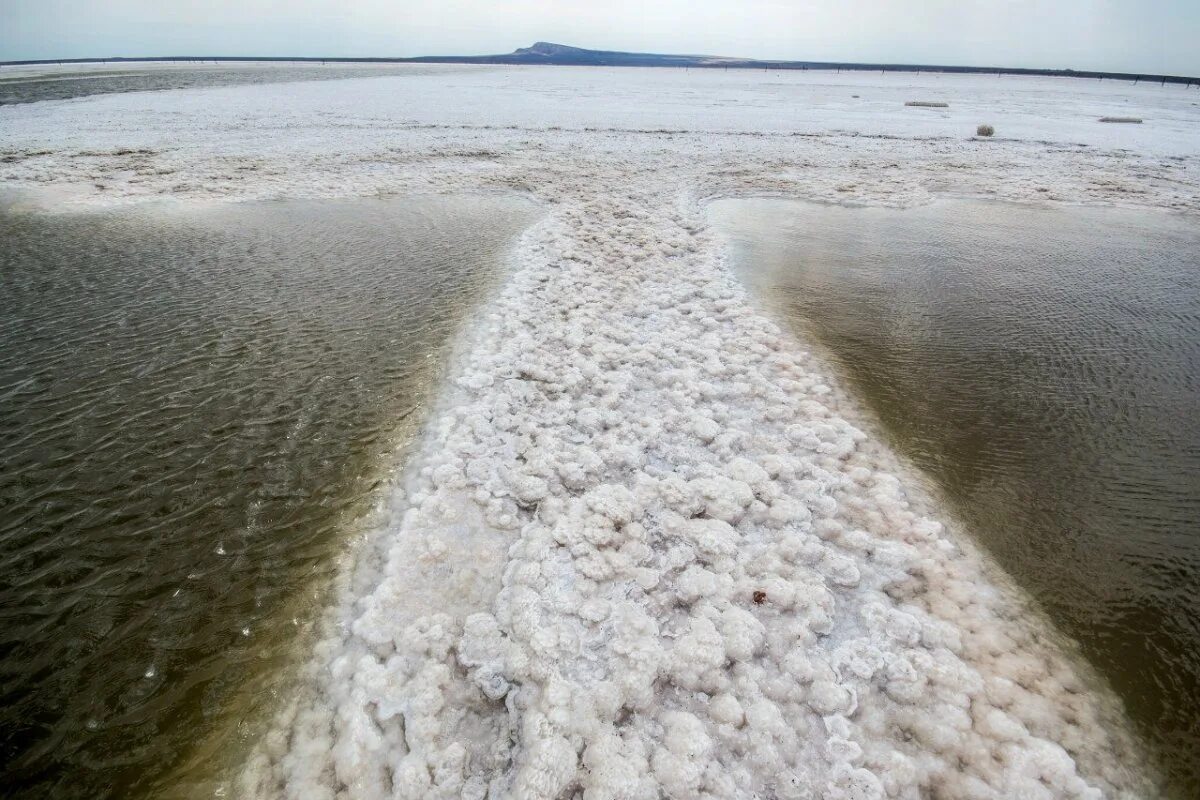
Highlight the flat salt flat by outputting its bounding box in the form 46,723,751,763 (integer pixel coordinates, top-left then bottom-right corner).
3,66,1199,799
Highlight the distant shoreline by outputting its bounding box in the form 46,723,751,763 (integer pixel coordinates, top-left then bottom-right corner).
2,44,1197,86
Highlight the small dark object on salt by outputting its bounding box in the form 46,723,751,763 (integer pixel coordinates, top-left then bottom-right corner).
753,590,767,605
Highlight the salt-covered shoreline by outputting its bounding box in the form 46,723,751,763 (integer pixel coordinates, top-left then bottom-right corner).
4,66,1197,798
238,184,1156,800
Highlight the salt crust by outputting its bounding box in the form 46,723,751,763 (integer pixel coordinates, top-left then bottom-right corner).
236,188,1156,798
3,68,1190,799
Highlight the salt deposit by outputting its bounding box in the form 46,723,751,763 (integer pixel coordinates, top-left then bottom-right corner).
4,65,1196,798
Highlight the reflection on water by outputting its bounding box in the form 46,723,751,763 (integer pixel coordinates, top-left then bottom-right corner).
0,64,452,105
711,198,1200,797
0,196,536,798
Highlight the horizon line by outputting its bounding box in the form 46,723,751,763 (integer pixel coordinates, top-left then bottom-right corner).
2,50,1197,84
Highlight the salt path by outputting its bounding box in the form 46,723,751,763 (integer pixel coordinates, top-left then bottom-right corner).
3,65,1198,799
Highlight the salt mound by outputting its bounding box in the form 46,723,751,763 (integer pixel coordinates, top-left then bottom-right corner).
239,181,1152,799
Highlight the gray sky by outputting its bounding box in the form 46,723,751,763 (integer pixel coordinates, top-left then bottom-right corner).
3,0,1198,75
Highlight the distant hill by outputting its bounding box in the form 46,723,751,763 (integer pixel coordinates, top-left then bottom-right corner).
410,41,740,68
3,42,1197,85
407,42,1197,84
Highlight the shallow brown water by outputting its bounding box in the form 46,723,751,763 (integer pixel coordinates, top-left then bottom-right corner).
0,195,536,798
711,198,1200,797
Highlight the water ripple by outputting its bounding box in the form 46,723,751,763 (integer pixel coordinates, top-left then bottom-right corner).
712,198,1200,797
0,196,535,798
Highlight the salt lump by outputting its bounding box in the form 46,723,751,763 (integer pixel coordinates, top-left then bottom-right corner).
241,188,1152,799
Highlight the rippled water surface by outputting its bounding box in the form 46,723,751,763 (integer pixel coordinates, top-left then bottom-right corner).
0,195,536,797
0,63,454,105
711,198,1200,796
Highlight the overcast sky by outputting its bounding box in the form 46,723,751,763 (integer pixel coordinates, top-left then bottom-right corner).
2,0,1198,75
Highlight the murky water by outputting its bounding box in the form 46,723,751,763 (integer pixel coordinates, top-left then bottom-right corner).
0,195,536,798
0,63,454,106
711,198,1200,797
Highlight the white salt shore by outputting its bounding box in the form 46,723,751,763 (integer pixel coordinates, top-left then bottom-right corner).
4,66,1198,799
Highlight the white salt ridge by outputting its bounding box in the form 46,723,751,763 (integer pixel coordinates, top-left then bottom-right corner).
3,66,1188,799
239,184,1153,799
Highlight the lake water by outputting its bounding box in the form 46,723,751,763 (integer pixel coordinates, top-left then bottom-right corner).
711,198,1200,797
0,63,450,106
0,195,536,798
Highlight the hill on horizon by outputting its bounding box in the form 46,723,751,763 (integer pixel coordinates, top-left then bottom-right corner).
4,41,1198,83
